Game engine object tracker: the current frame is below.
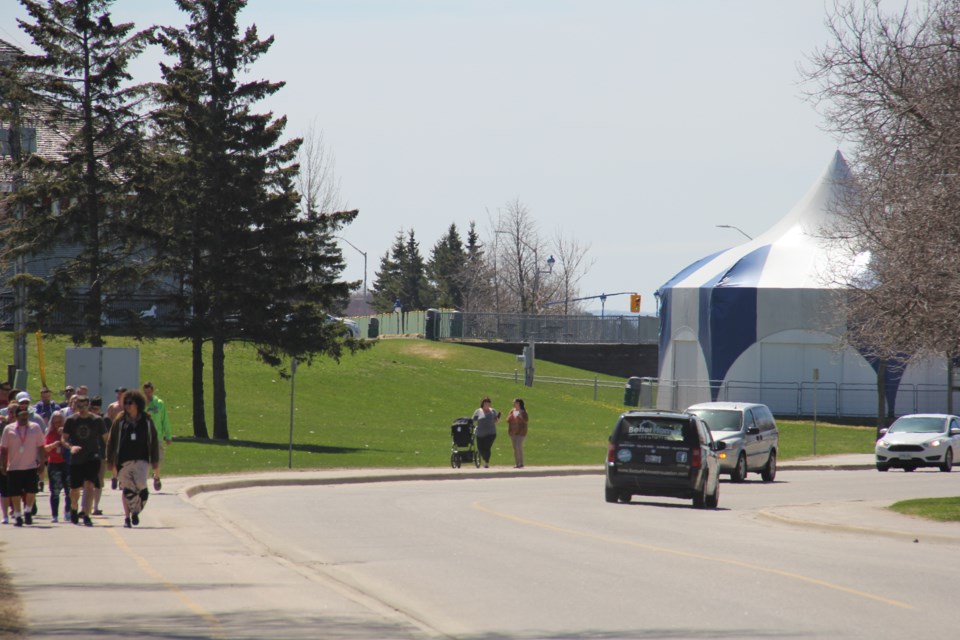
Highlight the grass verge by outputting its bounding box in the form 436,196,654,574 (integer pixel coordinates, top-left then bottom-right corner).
889,497,960,522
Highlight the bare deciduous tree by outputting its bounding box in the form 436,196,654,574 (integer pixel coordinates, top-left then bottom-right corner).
297,120,342,214
551,231,593,314
803,0,960,420
484,198,590,314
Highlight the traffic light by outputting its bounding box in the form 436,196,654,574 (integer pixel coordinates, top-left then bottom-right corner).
629,294,641,313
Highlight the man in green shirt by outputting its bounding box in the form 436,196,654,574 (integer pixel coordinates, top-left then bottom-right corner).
142,382,171,490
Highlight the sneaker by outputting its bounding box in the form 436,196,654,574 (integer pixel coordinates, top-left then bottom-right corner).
1,517,7,525
81,513,93,527
38,480,44,492
484,463,489,468
93,510,103,516
14,516,23,527
153,477,161,491
124,517,131,528
24,512,32,525
70,509,79,525
51,516,58,523
131,512,140,526
31,503,37,516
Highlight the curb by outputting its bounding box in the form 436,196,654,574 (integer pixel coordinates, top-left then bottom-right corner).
180,467,603,499
178,462,876,499
755,507,960,545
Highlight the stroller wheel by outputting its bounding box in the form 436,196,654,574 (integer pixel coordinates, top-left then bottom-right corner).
451,452,461,469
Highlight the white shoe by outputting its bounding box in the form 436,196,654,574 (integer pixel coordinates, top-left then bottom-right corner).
1,517,7,525
51,516,59,523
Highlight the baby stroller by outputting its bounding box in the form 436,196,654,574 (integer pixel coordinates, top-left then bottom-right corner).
450,417,481,468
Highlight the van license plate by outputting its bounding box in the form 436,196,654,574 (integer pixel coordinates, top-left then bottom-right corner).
644,455,661,464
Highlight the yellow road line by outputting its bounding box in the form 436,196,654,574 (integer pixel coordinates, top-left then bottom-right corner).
107,528,225,637
472,501,913,610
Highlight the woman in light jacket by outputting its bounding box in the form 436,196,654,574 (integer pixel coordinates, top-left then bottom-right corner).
507,398,529,468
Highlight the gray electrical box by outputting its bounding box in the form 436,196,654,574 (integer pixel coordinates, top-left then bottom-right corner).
65,347,139,398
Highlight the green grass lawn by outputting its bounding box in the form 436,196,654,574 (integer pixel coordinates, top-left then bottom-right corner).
889,497,960,522
5,332,879,476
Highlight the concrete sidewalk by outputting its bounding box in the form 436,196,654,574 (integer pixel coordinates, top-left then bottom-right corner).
3,455,958,639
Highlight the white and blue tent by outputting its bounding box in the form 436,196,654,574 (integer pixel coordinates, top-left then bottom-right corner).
655,152,951,417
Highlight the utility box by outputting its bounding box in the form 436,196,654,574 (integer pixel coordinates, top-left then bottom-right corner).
623,376,642,407
65,347,139,398
638,377,657,408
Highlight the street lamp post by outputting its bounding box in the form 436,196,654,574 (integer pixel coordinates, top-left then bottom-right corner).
336,236,368,299
716,224,753,240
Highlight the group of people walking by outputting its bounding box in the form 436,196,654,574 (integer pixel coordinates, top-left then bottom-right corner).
0,381,172,529
472,396,529,468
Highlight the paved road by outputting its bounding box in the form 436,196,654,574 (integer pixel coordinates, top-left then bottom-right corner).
3,457,959,639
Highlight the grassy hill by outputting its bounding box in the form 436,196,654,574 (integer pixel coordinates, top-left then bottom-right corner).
3,333,876,475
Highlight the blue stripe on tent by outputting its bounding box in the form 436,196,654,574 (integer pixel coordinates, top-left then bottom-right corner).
688,248,770,400
656,248,726,293
859,354,906,417
708,287,757,400
656,288,671,365
716,245,771,288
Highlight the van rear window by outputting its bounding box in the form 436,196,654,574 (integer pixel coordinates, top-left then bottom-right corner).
617,417,693,444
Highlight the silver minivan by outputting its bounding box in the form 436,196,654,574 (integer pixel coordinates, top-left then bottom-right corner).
686,402,779,482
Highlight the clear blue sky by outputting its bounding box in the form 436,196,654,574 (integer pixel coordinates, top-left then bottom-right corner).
2,0,871,314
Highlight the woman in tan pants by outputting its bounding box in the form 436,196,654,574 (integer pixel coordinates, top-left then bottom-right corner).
507,398,529,468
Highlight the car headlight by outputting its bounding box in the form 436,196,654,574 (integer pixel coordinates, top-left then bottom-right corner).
927,439,943,447
878,440,890,448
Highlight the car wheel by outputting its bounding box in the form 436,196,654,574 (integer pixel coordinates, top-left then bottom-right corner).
692,479,707,509
876,463,889,472
705,475,720,509
904,465,917,472
618,492,632,504
731,453,747,483
761,450,777,482
605,485,618,503
451,452,460,469
940,449,953,473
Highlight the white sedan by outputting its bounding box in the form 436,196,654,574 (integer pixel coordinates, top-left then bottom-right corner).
875,414,960,472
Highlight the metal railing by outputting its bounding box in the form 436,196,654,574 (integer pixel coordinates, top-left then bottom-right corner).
458,368,627,402
656,378,959,418
455,369,960,418
353,310,659,344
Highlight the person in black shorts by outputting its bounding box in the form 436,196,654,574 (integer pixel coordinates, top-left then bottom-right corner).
61,395,107,526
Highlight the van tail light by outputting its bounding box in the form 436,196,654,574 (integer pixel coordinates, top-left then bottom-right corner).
607,443,616,463
691,447,702,468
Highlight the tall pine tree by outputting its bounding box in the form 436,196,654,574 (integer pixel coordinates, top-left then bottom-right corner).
427,223,466,308
3,0,153,345
152,0,364,439
371,229,430,313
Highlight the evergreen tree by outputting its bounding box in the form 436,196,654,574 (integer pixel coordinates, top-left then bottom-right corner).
152,0,364,440
461,221,491,312
371,228,431,312
401,230,431,310
2,0,153,345
370,230,405,313
427,223,466,308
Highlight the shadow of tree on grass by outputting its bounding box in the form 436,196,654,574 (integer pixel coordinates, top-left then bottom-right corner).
172,436,373,455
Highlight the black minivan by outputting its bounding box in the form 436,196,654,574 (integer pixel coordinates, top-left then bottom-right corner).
605,410,725,509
